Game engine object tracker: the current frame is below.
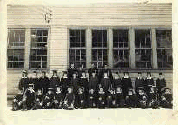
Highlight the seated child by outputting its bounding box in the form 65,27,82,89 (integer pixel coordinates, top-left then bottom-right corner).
137,88,148,109
12,90,24,111
63,86,75,110
75,87,85,109
147,86,158,109
53,86,64,109
106,89,115,108
88,89,97,108
97,87,106,109
34,89,43,109
23,84,36,110
43,88,55,109
125,88,138,108
160,88,173,109
115,86,125,108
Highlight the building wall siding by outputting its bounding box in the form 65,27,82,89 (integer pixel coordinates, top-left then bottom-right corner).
7,3,172,95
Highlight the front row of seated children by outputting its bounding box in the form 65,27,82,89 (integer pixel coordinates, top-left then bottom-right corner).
12,83,172,111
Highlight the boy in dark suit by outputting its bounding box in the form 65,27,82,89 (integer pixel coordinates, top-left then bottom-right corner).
135,72,144,93
160,88,173,109
50,70,60,89
43,88,55,109
156,73,166,98
137,87,148,109
122,72,132,98
34,89,43,109
97,87,106,109
38,71,50,94
75,87,86,109
23,84,36,110
125,88,138,108
61,71,70,94
63,86,75,110
53,86,64,109
100,72,112,94
12,90,24,111
18,70,30,92
115,86,125,108
88,89,97,108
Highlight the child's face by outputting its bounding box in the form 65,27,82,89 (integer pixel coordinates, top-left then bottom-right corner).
73,74,76,78
57,87,62,93
165,89,171,94
147,74,151,77
100,88,103,92
82,73,85,77
63,73,67,77
92,73,96,77
78,88,83,93
138,74,141,77
139,90,144,95
117,87,122,93
90,89,94,94
104,73,107,77
48,90,52,94
29,87,33,91
128,91,133,95
71,64,74,68
37,90,42,94
68,88,72,93
42,73,46,77
150,88,154,93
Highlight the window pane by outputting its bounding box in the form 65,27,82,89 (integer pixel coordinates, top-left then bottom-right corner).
8,29,25,47
156,30,172,69
70,30,85,48
92,49,108,68
7,49,24,68
113,29,129,48
31,29,48,48
92,30,107,48
69,49,86,68
113,49,129,68
157,49,172,69
135,49,152,68
135,30,151,48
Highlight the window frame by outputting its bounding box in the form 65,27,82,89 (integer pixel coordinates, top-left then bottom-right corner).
7,28,25,69
29,28,49,69
68,28,87,69
156,29,172,69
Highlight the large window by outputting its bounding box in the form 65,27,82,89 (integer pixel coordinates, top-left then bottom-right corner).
30,29,48,69
135,30,152,69
156,30,172,69
113,29,129,68
7,29,25,68
92,30,107,68
69,29,86,68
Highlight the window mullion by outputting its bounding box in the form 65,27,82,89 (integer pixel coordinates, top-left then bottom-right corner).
24,28,30,70
151,28,158,69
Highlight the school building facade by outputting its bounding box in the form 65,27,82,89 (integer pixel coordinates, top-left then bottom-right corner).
7,3,172,96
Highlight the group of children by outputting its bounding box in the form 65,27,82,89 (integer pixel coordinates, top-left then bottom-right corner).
12,64,173,111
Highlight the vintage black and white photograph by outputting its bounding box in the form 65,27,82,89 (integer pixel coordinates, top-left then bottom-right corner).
0,0,177,125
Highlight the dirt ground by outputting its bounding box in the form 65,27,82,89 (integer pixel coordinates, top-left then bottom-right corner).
0,107,177,125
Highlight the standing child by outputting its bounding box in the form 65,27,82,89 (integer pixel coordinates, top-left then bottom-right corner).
80,71,88,97
135,72,144,93
145,72,154,95
156,73,166,99
122,72,132,98
112,72,122,90
97,87,106,109
70,72,80,95
18,70,30,93
61,71,70,94
100,72,112,94
50,70,60,89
